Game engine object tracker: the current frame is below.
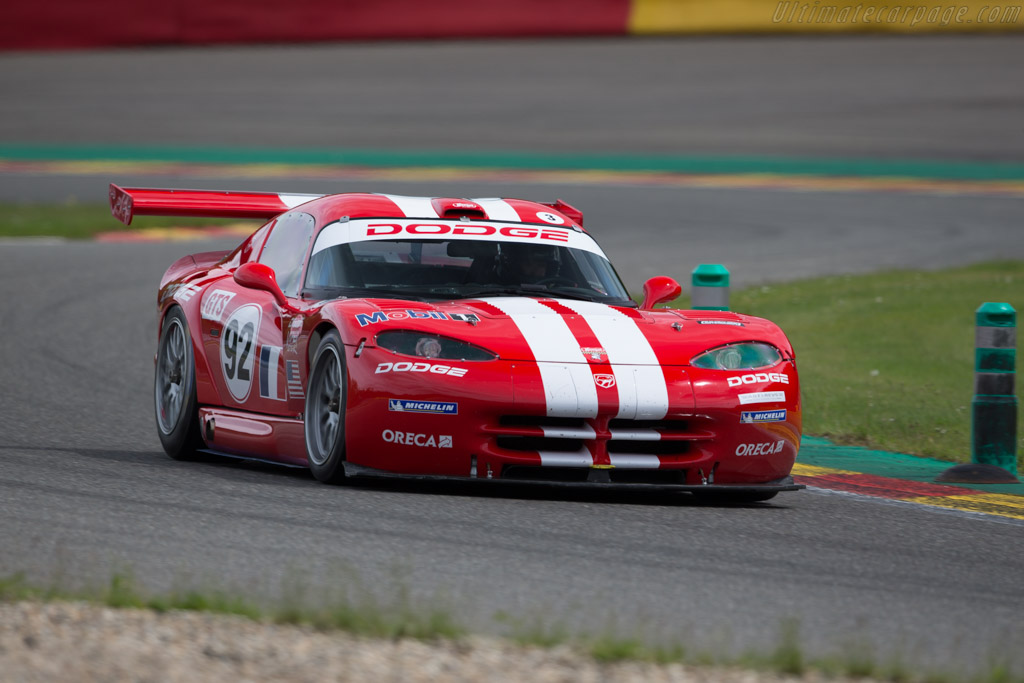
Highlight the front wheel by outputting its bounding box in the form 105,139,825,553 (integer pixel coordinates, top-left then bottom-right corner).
304,330,348,484
154,306,203,460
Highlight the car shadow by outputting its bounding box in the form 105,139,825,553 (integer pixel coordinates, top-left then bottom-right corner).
50,447,795,509
340,471,794,509
182,451,796,509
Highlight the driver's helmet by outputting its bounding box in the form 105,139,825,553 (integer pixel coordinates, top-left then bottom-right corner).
502,243,559,283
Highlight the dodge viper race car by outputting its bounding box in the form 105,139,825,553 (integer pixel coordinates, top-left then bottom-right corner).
111,184,803,501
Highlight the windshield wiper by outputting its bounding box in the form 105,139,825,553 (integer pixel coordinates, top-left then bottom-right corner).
302,286,429,302
305,284,633,306
456,284,610,303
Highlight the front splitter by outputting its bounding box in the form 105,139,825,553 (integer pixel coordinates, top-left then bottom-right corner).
342,462,803,493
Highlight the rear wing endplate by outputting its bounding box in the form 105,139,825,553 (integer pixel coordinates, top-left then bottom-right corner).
539,199,583,227
109,184,323,226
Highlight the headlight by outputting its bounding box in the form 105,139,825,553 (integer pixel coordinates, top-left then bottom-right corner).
691,343,781,370
376,331,497,361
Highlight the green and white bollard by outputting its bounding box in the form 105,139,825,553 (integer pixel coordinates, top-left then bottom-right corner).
972,302,1017,475
691,264,730,311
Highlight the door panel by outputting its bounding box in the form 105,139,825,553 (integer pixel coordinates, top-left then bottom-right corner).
200,283,294,416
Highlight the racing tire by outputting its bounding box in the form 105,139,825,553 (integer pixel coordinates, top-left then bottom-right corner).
304,330,348,484
154,306,204,460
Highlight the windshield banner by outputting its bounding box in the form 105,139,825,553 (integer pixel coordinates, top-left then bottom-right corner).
312,219,607,258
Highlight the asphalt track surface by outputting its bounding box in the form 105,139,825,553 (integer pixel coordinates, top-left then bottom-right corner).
2,35,1024,159
2,37,1024,674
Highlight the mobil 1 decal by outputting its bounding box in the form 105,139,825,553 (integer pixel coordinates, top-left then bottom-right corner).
220,304,262,402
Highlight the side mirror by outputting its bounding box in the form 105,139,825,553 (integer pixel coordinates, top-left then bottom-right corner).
641,276,682,310
234,262,296,311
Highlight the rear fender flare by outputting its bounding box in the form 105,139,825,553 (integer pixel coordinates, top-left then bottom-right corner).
159,296,217,406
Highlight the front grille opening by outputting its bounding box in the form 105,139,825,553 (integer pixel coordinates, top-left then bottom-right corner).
500,415,587,429
502,466,589,482
501,466,686,485
496,436,584,452
608,469,686,485
608,441,690,456
609,419,690,432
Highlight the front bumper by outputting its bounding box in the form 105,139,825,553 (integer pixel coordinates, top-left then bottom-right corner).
345,352,801,486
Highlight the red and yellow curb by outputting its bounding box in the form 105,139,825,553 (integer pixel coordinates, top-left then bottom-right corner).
4,159,1024,199
95,224,254,242
4,0,1023,50
629,0,1024,34
793,463,1024,520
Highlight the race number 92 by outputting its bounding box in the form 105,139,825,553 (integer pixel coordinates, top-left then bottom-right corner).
220,304,262,402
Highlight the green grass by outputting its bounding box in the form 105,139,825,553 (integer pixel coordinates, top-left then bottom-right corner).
0,570,461,641
0,202,257,239
673,261,1023,466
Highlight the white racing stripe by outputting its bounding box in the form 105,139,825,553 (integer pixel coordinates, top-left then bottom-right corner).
542,424,597,439
472,198,521,222
556,300,669,420
539,449,593,467
378,194,439,218
615,366,672,420
608,455,662,469
279,193,323,209
484,298,598,417
539,364,600,418
609,429,661,441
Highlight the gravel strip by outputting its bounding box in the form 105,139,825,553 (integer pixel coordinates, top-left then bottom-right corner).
1,601,858,682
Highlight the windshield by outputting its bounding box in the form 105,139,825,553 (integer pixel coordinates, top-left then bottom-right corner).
304,219,633,305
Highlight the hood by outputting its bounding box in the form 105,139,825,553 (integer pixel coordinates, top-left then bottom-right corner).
336,297,792,366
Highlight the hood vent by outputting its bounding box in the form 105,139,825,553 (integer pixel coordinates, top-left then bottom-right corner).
431,198,487,220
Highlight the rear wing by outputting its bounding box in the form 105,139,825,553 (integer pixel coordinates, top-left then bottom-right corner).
538,199,583,227
109,184,323,226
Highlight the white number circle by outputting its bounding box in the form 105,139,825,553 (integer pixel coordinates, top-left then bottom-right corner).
220,304,262,402
536,211,564,224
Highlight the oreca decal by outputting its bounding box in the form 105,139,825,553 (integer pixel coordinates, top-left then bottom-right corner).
382,430,453,448
220,304,262,402
736,440,785,456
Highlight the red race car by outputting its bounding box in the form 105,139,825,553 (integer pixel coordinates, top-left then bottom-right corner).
112,184,802,501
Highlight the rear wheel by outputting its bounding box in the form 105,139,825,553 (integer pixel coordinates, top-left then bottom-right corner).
304,330,348,484
154,306,203,460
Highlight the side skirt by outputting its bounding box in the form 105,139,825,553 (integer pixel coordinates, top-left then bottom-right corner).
197,406,308,467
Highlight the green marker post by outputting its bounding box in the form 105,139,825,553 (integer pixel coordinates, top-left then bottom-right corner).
691,264,730,311
972,302,1017,475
